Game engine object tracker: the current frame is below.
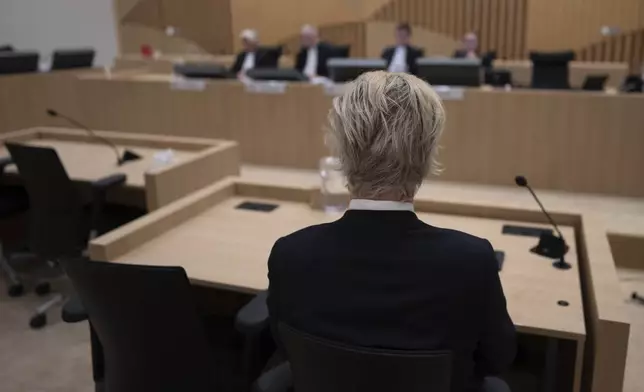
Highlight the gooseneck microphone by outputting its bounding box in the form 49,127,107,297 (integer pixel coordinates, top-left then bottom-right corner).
46,109,141,166
515,175,571,270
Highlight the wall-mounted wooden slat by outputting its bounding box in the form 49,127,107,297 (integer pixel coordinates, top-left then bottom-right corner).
454,0,464,40
488,0,499,54
481,0,491,52
497,0,507,58
515,0,526,58
633,30,643,71
614,36,624,63
505,0,517,58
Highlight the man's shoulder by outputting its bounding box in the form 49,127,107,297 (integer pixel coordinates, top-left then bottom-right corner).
425,226,494,258
276,221,337,251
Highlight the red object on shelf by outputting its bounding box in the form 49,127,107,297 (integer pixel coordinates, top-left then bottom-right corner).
141,44,153,58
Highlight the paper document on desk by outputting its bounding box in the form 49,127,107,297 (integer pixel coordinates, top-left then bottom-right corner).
432,86,465,101
244,80,287,94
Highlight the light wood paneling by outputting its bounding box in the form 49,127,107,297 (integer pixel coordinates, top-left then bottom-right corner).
371,0,530,59
492,60,629,88
525,0,644,54
579,28,644,72
229,0,390,52
67,76,644,197
5,72,644,197
116,0,233,55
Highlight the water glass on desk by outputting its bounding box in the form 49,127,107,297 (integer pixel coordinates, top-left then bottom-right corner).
320,156,348,213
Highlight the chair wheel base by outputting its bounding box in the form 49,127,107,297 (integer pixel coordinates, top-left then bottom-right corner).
30,313,47,329
35,282,51,296
8,283,24,297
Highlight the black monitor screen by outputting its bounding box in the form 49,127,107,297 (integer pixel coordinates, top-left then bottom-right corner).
416,58,481,87
51,49,95,70
0,51,39,75
328,58,387,83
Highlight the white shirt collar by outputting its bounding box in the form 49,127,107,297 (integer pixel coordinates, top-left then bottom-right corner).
348,199,414,212
303,46,318,77
388,46,408,73
242,52,255,71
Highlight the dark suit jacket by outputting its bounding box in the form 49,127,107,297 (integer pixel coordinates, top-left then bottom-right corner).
267,209,516,392
381,45,424,75
230,48,277,74
295,41,337,77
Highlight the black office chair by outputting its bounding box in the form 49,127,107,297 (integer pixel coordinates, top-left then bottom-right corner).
529,51,575,89
258,46,283,68
62,259,221,392
254,323,452,392
51,48,95,70
581,74,608,91
4,142,130,328
481,51,497,69
0,157,29,297
622,74,643,93
331,44,351,59
0,44,14,52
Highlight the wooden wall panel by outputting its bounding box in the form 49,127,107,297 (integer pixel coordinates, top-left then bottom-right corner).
579,29,644,72
372,0,530,59
116,0,232,55
525,0,644,54
113,0,644,69
229,0,390,52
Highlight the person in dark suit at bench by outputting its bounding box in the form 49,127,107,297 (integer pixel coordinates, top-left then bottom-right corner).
381,22,424,75
453,32,480,59
231,29,275,77
267,71,516,392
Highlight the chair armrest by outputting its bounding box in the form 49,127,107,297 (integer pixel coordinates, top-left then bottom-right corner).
235,291,269,336
253,362,291,392
91,173,126,192
0,156,13,173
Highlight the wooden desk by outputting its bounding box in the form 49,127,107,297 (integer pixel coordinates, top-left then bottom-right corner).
73,76,644,197
91,169,636,392
114,54,295,74
91,178,588,390
493,60,629,88
0,128,240,210
3,72,643,198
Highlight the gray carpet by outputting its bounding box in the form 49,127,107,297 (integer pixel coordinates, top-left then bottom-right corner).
0,278,93,392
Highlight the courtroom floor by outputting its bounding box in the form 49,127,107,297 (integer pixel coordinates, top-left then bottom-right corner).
1,273,643,392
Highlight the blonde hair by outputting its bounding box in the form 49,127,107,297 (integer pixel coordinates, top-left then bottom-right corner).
327,71,446,200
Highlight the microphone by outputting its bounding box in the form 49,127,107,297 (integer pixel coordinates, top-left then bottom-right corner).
514,175,571,270
46,109,141,166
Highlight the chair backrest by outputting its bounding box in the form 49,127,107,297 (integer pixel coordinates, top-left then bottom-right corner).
5,142,86,259
481,51,497,68
51,48,95,70
331,44,351,59
279,323,452,392
258,45,283,68
0,51,39,75
530,50,575,89
582,74,608,91
63,259,219,392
